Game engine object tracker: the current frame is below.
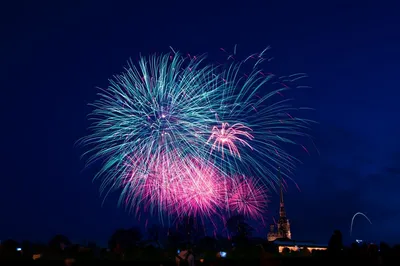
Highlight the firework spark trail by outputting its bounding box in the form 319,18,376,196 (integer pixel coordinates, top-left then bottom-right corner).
207,122,254,158
204,52,313,188
350,212,372,236
120,152,220,218
173,160,224,218
121,153,268,221
228,175,268,219
80,47,313,222
82,54,223,195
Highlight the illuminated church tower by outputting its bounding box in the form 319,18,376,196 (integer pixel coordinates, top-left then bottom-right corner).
267,168,291,241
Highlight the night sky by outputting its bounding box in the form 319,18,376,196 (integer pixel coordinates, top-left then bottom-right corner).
1,0,399,247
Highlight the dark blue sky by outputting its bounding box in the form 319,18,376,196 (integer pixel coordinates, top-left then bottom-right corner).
1,0,399,246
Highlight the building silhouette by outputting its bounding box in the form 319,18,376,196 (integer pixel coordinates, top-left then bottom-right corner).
267,168,291,241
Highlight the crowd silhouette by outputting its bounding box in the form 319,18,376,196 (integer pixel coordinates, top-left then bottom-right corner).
1,218,399,266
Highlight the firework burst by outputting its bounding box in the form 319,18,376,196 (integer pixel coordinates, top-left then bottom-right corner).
80,47,313,222
227,175,268,219
207,122,253,158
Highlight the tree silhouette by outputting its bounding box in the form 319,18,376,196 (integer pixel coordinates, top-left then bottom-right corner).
167,228,183,250
108,227,142,251
147,224,159,241
176,215,205,243
48,234,71,250
177,216,194,243
225,215,253,249
225,215,253,238
0,239,19,259
237,221,253,238
328,229,343,257
198,236,217,252
20,240,33,259
198,236,217,264
147,224,162,248
215,234,231,251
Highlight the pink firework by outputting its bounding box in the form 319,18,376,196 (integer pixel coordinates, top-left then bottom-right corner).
207,122,254,158
121,151,182,214
122,152,228,218
227,175,268,219
141,169,180,213
120,152,269,221
173,158,225,218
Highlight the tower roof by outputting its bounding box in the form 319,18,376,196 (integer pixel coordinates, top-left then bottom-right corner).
278,167,287,219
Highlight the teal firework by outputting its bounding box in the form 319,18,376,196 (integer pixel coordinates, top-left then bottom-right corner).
80,49,313,218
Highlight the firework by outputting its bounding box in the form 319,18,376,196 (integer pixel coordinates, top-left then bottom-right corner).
227,175,268,219
207,122,253,158
80,47,312,221
350,212,372,236
171,158,224,218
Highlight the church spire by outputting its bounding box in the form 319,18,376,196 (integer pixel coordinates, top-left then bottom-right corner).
267,167,292,241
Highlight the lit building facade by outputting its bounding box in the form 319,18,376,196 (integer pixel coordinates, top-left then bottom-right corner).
273,240,327,253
